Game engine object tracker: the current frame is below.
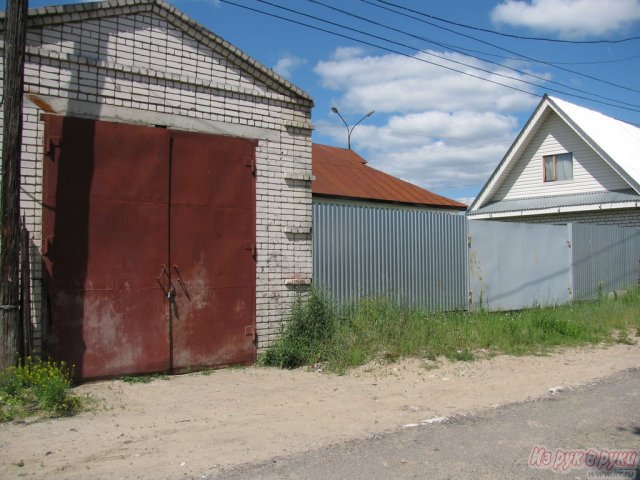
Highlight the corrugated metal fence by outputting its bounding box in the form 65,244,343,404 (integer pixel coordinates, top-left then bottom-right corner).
572,223,640,300
468,220,572,310
312,203,468,311
313,202,640,311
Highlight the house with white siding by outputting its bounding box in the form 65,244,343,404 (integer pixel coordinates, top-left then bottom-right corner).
468,95,640,227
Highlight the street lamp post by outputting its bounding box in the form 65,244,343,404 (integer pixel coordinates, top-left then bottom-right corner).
331,107,375,150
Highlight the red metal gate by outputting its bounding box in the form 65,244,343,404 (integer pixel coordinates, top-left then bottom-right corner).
42,115,256,379
169,131,256,369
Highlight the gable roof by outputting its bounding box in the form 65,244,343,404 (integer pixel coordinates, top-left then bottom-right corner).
312,144,466,210
469,95,640,213
549,97,640,189
4,0,312,104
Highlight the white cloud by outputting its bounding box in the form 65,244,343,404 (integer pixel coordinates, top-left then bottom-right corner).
491,0,640,39
385,111,518,145
455,196,477,206
315,49,539,115
318,110,516,148
273,55,307,79
331,46,366,60
367,138,512,191
316,111,517,191
314,48,533,193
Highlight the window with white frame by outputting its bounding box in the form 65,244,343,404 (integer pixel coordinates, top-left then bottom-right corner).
543,152,573,182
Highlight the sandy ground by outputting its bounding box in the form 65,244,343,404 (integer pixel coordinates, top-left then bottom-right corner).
1,342,639,480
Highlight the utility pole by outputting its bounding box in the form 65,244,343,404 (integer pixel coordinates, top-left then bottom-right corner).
0,0,29,368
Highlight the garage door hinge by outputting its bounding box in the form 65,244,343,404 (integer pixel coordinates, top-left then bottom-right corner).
42,236,54,256
243,241,256,257
244,156,256,175
46,136,60,158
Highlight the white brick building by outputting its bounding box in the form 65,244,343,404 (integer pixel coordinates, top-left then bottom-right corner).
0,0,314,377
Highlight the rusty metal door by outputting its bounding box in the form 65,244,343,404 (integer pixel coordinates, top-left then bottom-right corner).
43,115,171,379
42,115,256,379
169,131,256,369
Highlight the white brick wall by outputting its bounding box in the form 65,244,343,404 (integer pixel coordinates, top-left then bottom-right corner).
0,1,314,353
492,208,640,227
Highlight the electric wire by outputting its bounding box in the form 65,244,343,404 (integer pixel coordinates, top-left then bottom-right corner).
374,0,640,44
545,54,640,65
218,0,538,99
241,0,640,112
360,0,640,94
304,0,640,109
412,38,640,66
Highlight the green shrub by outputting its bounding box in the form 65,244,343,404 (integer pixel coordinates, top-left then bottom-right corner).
259,288,337,368
0,357,81,421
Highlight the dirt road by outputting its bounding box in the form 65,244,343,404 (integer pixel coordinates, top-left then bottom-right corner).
1,341,639,479
215,368,640,479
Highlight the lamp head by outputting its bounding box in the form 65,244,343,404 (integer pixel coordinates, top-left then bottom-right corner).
331,106,339,114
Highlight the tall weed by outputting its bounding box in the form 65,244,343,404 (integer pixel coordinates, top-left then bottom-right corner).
261,287,640,373
259,289,337,368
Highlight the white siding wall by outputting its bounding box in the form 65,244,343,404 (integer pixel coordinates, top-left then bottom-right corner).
0,3,314,352
493,111,629,201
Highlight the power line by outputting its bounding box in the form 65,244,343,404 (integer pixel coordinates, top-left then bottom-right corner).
360,0,640,95
545,54,640,65
218,0,538,98
374,0,640,44
244,0,640,112
413,38,640,66
304,0,640,110
338,3,639,67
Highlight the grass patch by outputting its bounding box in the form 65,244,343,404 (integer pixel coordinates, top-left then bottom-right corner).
120,373,170,384
260,288,640,373
0,357,83,422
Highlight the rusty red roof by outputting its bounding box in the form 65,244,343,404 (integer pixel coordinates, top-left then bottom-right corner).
312,144,467,210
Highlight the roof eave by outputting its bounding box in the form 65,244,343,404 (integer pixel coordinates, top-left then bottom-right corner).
468,200,640,219
313,193,467,210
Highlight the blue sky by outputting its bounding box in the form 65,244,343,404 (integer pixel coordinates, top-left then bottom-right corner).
15,0,640,203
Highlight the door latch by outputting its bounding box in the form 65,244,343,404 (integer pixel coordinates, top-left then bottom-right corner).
155,264,177,302
166,287,176,301
173,265,190,301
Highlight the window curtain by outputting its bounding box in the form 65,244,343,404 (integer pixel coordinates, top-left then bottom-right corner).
556,153,573,180
544,156,555,181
